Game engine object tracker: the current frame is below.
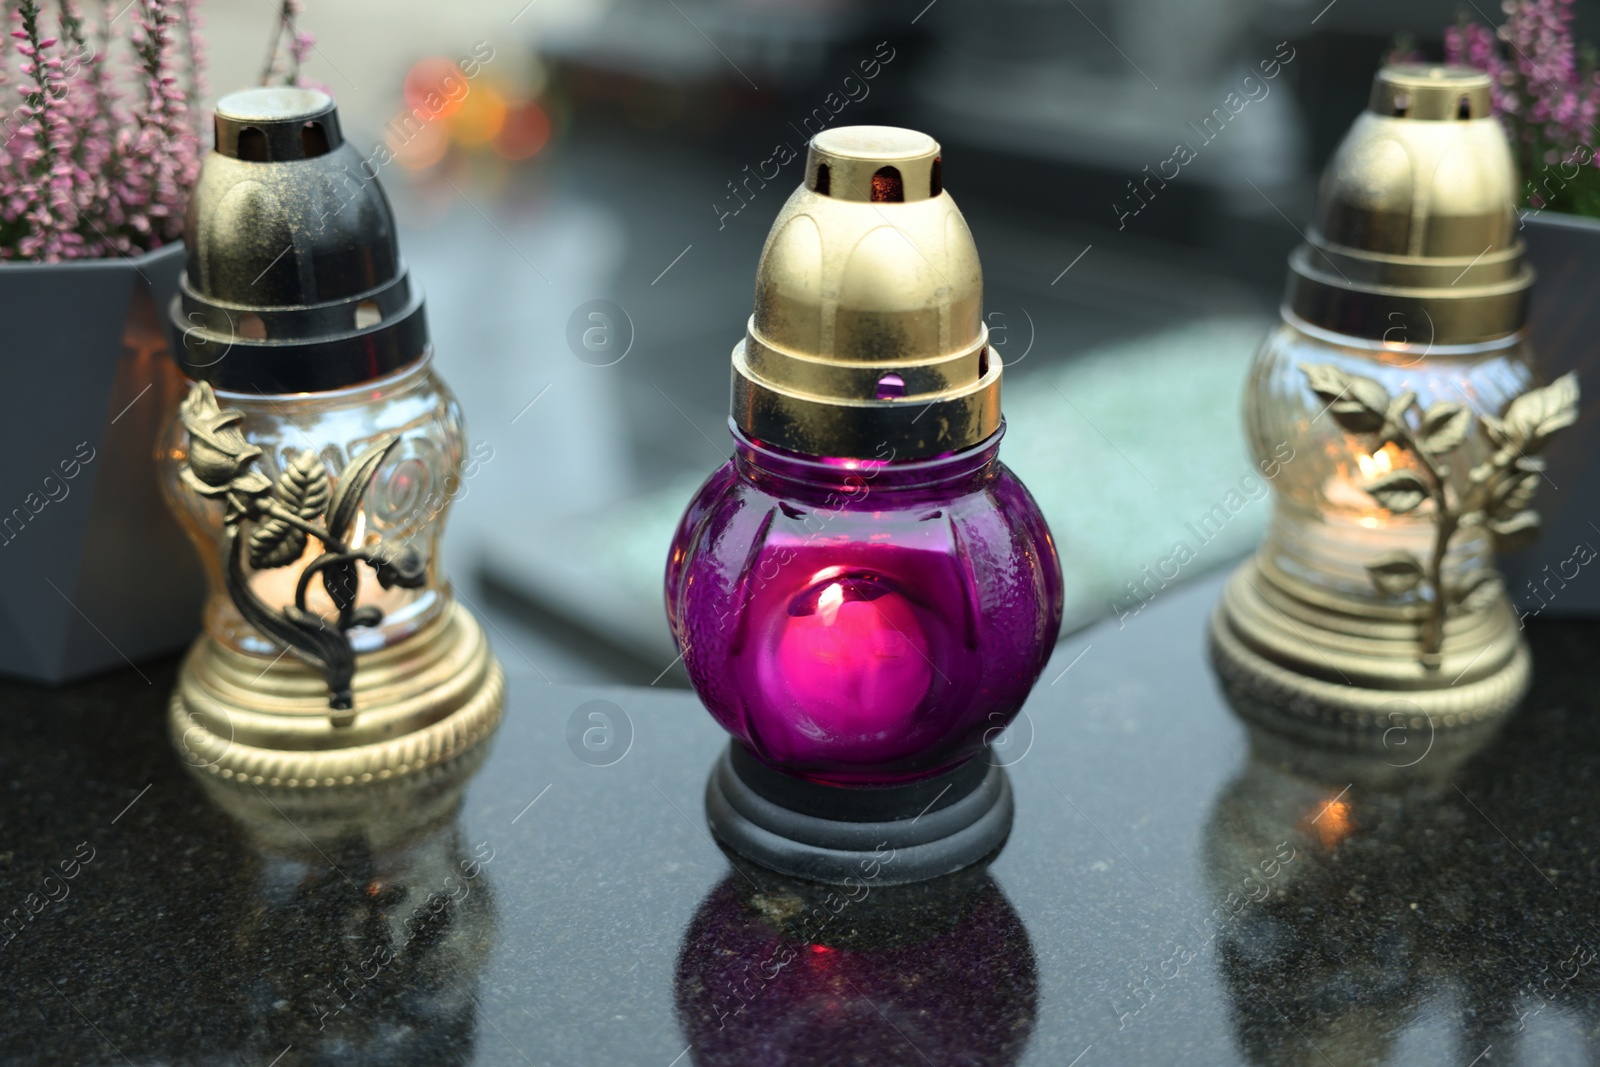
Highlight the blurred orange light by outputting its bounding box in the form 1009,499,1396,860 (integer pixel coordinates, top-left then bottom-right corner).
404,57,469,122
449,87,507,148
494,101,551,161
389,114,449,171
1309,797,1352,849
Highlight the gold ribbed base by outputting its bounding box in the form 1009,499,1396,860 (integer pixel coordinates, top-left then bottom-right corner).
1210,557,1529,745
170,601,504,789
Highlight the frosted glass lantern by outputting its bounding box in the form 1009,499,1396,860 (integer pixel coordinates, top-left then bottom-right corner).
1212,66,1578,740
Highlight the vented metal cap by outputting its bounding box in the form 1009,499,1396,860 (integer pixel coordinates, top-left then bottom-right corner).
733,126,1000,460
1286,64,1533,346
169,87,428,393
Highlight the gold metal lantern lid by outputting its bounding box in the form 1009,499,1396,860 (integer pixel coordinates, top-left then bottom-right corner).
733,126,1000,460
1286,64,1533,346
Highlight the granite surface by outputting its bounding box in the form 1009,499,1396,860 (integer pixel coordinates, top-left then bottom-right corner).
3,569,1598,1066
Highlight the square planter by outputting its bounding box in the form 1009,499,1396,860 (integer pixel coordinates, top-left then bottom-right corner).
0,242,206,683
1504,211,1600,618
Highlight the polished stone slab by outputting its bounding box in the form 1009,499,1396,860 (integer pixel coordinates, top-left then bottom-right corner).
3,570,1597,1066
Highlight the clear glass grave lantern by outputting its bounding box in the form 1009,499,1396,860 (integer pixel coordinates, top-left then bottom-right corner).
1211,66,1579,740
665,127,1063,885
161,88,503,788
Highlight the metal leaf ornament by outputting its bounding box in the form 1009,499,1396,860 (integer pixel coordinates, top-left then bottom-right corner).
177,382,430,712
1503,374,1580,451
1302,363,1388,434
1418,402,1470,455
248,450,329,568
1364,470,1430,514
1301,363,1580,664
1366,551,1424,596
177,383,272,523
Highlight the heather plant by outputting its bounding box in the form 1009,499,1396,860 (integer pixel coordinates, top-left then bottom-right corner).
0,0,206,261
1443,0,1600,218
260,0,313,88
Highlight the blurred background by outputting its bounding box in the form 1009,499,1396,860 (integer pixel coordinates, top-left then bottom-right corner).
194,0,1600,687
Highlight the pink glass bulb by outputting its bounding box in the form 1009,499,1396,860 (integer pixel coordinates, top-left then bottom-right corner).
666,424,1063,787
766,573,932,741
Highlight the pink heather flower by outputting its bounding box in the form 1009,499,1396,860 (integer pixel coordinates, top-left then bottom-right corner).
1446,0,1600,209
0,0,202,260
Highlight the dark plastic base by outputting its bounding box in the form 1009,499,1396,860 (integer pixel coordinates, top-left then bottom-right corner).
704,743,1013,886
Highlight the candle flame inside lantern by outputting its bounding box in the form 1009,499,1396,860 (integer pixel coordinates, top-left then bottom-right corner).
769,573,933,741
1354,443,1397,482
246,505,392,622
817,581,846,627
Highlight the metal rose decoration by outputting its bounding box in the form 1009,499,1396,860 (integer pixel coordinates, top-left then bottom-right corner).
1301,364,1580,662
178,382,428,710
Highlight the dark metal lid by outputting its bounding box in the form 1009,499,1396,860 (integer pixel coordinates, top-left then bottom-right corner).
169,88,429,393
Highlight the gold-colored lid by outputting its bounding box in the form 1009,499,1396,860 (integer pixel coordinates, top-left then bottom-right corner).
1286,65,1532,346
732,126,1000,459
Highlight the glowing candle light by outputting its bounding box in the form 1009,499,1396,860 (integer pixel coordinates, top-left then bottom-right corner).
765,575,933,745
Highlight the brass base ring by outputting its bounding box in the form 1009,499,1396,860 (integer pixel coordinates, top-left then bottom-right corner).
1209,604,1529,747
170,601,505,789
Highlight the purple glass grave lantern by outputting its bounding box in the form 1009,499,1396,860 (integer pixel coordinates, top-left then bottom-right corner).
665,127,1063,884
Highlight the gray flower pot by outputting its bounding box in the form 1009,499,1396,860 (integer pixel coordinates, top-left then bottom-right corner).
1504,212,1600,618
0,241,205,683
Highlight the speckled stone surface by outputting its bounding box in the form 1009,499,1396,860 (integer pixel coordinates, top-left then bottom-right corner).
3,570,1598,1066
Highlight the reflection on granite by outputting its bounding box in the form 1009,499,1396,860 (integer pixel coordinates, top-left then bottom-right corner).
3,570,1598,1065
0,663,497,1065
1207,648,1600,1067
675,859,1036,1066
222,816,495,1066
208,752,498,1066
